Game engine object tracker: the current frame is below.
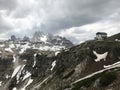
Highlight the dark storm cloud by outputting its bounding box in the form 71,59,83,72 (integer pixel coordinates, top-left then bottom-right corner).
0,0,17,10
40,15,98,34
35,0,120,34
0,0,120,42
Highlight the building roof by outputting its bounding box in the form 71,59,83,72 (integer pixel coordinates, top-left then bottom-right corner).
96,32,107,35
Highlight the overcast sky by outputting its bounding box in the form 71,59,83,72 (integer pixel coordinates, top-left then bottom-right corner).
0,0,120,44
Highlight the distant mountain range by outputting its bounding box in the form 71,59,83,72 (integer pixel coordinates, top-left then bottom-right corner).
31,31,74,48
0,31,74,54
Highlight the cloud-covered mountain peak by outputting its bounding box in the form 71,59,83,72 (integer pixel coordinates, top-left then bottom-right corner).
31,31,74,48
32,31,48,42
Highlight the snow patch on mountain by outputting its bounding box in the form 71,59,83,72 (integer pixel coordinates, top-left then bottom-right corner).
22,71,31,81
104,61,120,68
5,48,13,53
55,51,60,56
12,87,17,90
33,53,37,67
9,44,15,48
0,44,5,47
16,65,26,84
41,35,47,42
21,77,33,90
0,81,2,86
13,54,16,63
11,65,22,78
93,51,108,62
51,60,56,71
6,75,10,79
19,42,30,54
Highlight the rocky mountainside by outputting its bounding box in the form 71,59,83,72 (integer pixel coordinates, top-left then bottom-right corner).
107,33,120,41
0,33,120,90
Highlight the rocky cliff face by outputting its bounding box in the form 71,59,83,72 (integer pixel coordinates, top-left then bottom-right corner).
0,34,120,90
37,40,120,90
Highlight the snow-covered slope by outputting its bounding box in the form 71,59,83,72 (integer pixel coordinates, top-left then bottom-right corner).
0,31,73,55
0,42,67,55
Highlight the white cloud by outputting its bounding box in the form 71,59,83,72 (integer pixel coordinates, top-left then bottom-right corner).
58,12,120,44
0,0,120,43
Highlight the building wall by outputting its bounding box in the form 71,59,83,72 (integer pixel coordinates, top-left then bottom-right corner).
96,34,107,40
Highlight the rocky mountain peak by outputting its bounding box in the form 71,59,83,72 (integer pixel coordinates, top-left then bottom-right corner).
31,31,74,48
32,31,47,42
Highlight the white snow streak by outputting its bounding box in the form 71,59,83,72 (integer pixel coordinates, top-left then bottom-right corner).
16,65,26,84
19,43,30,54
19,48,26,54
11,65,21,78
0,81,2,86
55,51,60,56
5,48,13,53
104,61,120,68
12,87,17,90
6,75,10,79
50,60,56,71
21,77,33,90
9,44,15,48
0,44,5,47
22,71,31,81
13,54,16,63
72,61,120,85
33,53,37,67
41,35,47,42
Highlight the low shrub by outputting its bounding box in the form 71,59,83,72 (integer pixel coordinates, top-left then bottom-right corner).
99,71,117,87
